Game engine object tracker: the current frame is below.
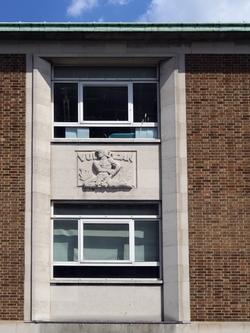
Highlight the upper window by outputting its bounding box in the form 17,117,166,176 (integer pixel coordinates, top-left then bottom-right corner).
53,66,159,139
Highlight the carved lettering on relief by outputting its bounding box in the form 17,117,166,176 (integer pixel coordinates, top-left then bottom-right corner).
77,150,136,189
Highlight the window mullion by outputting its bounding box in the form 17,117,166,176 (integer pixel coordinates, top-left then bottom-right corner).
128,82,133,123
79,83,83,123
79,219,83,263
130,220,135,262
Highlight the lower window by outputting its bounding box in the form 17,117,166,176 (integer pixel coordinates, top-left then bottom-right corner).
52,202,161,279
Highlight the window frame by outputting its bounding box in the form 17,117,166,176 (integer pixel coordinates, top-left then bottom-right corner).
52,218,160,267
79,82,133,125
80,219,134,264
53,81,158,126
52,66,159,139
51,202,161,279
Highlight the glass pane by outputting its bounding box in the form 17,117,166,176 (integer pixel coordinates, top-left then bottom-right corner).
54,126,158,139
83,86,128,121
54,66,157,79
53,220,78,262
54,202,159,216
54,266,160,279
135,127,158,139
83,223,129,261
90,127,135,138
135,221,159,262
54,83,78,122
133,83,157,122
54,126,90,138
54,126,66,138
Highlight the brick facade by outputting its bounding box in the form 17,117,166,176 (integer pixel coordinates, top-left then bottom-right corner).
0,54,26,320
1,51,250,323
186,54,250,321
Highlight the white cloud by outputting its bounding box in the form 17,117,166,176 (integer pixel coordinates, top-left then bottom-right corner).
138,0,250,23
67,0,98,17
108,0,130,4
67,0,131,17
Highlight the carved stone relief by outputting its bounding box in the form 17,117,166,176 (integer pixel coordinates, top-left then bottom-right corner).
77,150,136,189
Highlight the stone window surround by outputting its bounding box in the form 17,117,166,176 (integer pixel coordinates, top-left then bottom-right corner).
25,53,189,323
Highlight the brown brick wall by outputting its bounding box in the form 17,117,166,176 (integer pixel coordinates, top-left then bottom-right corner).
0,54,26,320
186,54,250,321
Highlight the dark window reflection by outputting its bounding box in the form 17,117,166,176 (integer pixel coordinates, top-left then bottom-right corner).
133,83,157,122
54,83,78,122
83,86,128,121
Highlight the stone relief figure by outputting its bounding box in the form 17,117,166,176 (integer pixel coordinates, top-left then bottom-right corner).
81,149,133,189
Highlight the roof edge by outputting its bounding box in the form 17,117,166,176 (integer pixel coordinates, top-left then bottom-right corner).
1,22,250,32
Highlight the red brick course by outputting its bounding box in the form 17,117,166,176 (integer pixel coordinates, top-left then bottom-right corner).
186,54,250,321
0,54,26,320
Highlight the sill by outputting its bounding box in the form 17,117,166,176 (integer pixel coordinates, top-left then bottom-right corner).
50,279,163,285
51,138,161,143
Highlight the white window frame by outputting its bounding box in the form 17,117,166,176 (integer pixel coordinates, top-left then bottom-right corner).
80,82,134,125
80,219,134,264
53,81,158,126
52,79,159,138
52,218,160,267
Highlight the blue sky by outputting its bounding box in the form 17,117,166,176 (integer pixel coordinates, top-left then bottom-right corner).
0,0,250,23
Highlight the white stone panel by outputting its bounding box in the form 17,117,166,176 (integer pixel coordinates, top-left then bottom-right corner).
31,56,52,321
51,144,160,200
1,321,250,333
161,56,190,322
51,285,162,322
